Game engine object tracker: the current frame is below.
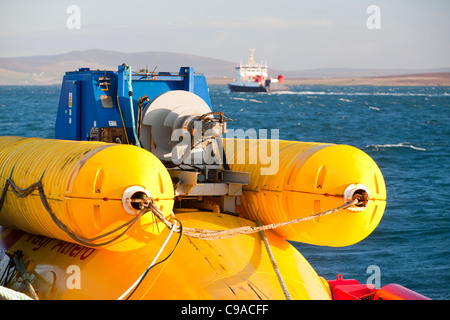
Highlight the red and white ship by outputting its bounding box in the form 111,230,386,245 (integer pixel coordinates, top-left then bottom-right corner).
228,49,289,93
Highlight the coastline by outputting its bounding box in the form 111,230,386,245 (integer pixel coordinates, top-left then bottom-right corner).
2,72,450,87
207,72,450,86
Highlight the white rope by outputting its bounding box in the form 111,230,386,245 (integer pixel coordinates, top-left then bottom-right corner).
0,285,34,300
257,221,292,300
117,219,178,300
149,199,359,240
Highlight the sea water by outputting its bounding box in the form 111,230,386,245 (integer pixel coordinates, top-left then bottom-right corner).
0,84,449,299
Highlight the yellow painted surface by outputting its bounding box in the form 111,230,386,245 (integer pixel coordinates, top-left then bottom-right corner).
0,211,331,300
0,136,174,251
224,139,386,246
0,136,387,299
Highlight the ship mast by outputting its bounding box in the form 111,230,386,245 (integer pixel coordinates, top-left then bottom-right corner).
249,48,255,66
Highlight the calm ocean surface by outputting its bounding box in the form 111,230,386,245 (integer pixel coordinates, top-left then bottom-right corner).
0,84,449,299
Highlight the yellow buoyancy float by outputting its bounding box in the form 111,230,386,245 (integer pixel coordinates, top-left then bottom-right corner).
0,136,174,251
224,139,386,247
0,210,332,300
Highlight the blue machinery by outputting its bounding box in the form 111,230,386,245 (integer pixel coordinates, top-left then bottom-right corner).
55,64,248,214
55,65,211,144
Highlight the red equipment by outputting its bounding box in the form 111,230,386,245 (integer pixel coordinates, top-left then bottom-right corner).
327,274,431,300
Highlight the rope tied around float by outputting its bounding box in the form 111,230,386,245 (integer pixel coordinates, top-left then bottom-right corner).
137,196,360,301
138,196,361,241
1,176,360,300
1,174,361,243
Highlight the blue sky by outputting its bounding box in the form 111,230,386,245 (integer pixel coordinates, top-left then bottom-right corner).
0,0,449,70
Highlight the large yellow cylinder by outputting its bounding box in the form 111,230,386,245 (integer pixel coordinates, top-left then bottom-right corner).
0,211,332,300
224,139,386,247
0,136,174,251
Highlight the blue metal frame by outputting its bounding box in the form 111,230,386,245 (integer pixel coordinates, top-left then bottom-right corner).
55,65,212,144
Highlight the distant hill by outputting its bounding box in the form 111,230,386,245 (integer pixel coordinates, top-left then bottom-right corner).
0,49,449,85
0,49,237,85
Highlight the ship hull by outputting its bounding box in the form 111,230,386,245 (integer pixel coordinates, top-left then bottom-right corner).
228,83,267,93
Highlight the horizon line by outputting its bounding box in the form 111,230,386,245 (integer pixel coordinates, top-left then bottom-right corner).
1,49,449,72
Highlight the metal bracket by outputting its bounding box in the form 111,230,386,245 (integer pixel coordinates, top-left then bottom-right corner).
168,169,249,213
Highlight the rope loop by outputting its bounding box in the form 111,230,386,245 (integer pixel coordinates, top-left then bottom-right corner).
147,196,360,241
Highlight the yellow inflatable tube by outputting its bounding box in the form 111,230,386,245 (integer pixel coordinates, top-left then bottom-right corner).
224,139,386,247
0,136,174,251
0,211,332,300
